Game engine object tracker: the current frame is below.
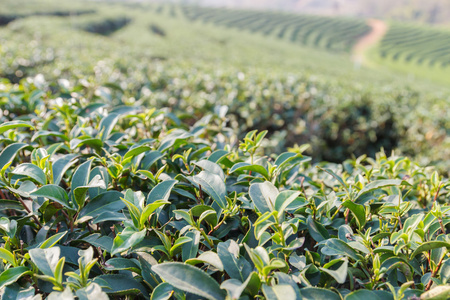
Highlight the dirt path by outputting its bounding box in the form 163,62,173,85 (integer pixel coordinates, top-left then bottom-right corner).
352,19,388,66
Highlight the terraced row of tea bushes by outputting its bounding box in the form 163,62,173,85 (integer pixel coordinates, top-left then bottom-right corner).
178,6,371,52
0,10,95,26
81,16,132,36
0,78,449,299
0,15,18,26
378,24,450,68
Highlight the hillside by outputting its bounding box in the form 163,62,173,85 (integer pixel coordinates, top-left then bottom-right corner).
179,0,450,25
173,5,450,84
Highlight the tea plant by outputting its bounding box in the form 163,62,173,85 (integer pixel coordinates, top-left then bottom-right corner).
0,81,449,299
0,0,449,171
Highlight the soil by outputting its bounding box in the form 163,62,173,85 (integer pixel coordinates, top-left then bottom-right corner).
352,19,388,65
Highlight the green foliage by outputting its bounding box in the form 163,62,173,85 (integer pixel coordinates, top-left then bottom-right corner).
0,1,449,298
0,0,449,172
0,81,448,299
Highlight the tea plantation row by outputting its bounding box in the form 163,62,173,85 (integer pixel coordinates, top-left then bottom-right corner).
0,78,449,299
174,5,450,71
378,24,450,68
177,5,370,53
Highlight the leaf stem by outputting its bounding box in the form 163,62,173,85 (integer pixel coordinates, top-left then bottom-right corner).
200,228,214,248
61,210,74,233
330,204,343,221
277,224,286,247
208,214,228,235
425,254,445,291
14,193,43,228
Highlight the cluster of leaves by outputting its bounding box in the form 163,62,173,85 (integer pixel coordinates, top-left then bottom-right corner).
0,0,449,173
0,79,449,299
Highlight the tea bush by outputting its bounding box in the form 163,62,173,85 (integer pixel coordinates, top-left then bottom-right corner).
0,2,449,297
0,79,449,299
0,1,448,172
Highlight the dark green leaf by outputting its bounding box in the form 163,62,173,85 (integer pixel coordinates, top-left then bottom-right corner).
318,167,348,191
345,290,384,300
76,283,109,300
182,230,200,262
71,160,92,192
262,284,297,299
420,285,450,300
31,130,69,142
321,238,359,261
300,287,341,300
104,258,141,273
29,247,60,277
186,251,224,271
0,267,31,290
274,190,300,221
111,227,146,255
307,216,329,242
151,283,174,300
410,241,450,259
230,162,269,180
98,113,119,141
81,234,113,253
124,145,152,160
93,274,148,297
2,284,36,300
191,171,227,209
77,191,124,223
439,259,450,284
0,121,34,134
31,185,72,209
319,258,348,284
152,262,226,300
137,252,160,289
52,154,78,185
249,181,279,214
207,150,229,163
147,179,177,204
0,143,28,172
12,163,46,185
141,150,163,169
356,179,405,199
218,240,251,282
342,200,366,229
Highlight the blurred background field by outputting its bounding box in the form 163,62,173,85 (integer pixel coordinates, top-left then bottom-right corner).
0,0,449,173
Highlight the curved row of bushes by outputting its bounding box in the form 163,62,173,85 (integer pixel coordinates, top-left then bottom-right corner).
0,10,95,26
177,5,370,53
379,24,450,68
81,16,132,36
